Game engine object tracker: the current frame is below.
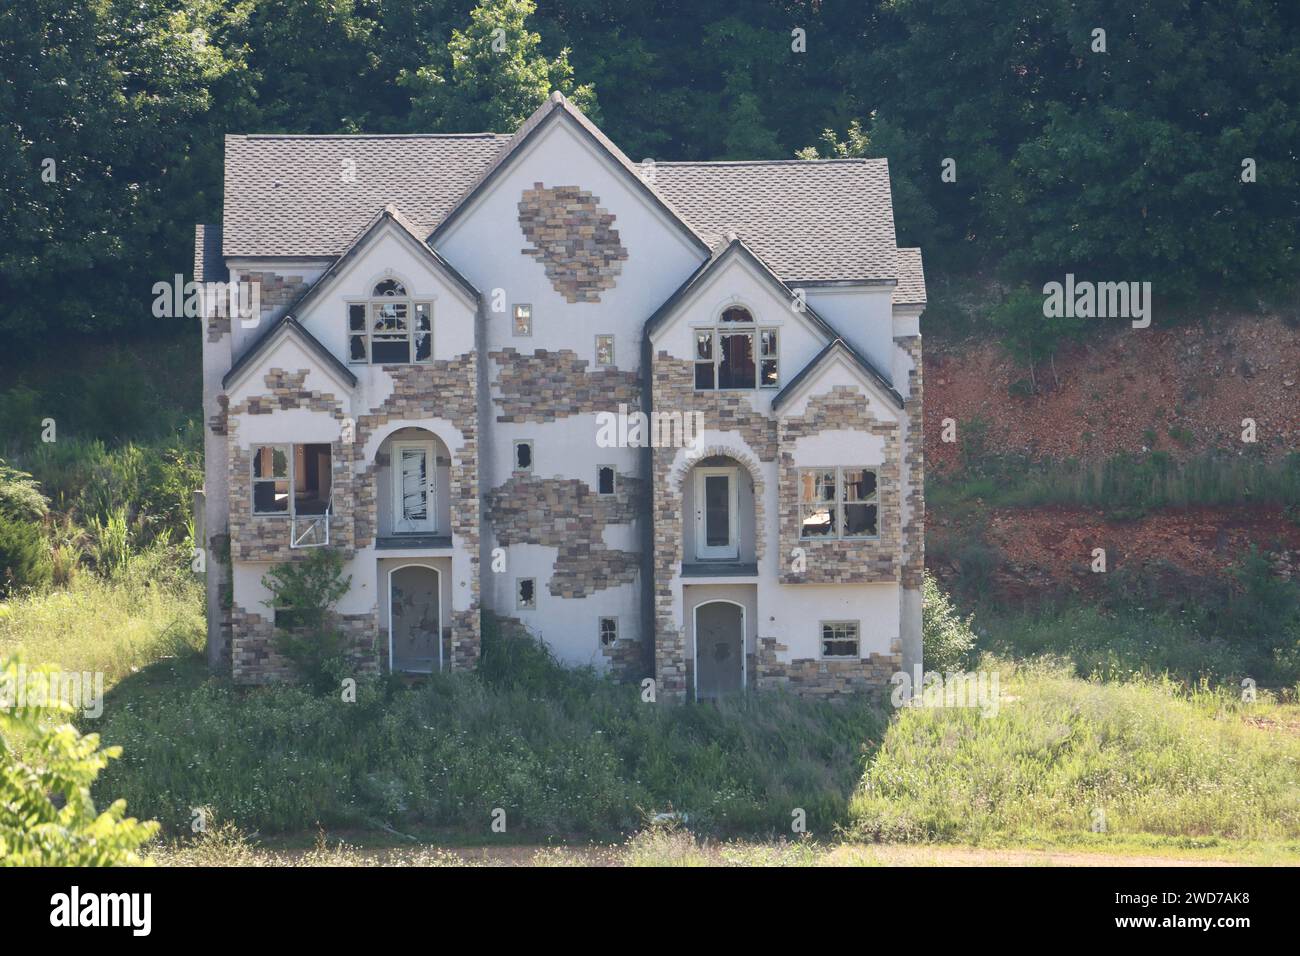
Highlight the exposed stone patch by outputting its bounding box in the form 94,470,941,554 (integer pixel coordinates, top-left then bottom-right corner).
755,637,900,698
898,335,925,590
231,605,379,685
518,184,627,303
244,271,308,325
485,473,642,598
490,348,641,422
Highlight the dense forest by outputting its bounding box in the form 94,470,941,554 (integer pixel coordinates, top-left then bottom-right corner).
2,0,1297,352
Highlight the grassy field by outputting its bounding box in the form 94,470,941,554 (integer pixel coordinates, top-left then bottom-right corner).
4,571,1299,865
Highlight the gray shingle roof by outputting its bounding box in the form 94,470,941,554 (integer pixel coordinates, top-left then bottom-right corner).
219,97,910,288
194,224,225,282
893,247,926,305
654,159,897,283
222,132,509,257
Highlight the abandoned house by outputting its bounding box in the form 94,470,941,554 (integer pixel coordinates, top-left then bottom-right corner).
196,92,926,702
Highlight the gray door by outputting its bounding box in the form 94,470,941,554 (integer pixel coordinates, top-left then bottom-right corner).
695,601,744,700
390,566,440,672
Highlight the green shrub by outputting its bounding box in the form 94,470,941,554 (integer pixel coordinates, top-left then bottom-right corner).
262,548,352,692
0,511,50,597
922,572,976,672
0,657,158,865
0,461,48,521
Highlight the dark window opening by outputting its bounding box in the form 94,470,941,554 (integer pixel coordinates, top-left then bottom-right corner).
597,466,615,495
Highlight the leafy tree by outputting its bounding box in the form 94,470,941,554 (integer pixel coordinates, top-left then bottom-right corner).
0,511,50,597
0,657,158,865
987,284,1085,390
262,548,353,692
0,461,48,523
402,0,596,132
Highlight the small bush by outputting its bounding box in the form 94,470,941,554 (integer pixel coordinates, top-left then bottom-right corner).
262,548,353,692
0,511,50,597
922,572,976,671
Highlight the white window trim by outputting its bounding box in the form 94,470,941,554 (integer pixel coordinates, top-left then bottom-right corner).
595,333,615,366
346,289,433,366
251,443,294,517
798,466,880,540
819,620,862,660
513,439,534,473
691,317,780,392
512,303,533,337
598,616,618,647
516,577,537,610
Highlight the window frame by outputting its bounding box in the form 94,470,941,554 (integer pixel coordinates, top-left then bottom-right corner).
798,466,879,540
692,307,779,392
594,333,615,367
512,304,533,337
346,280,432,366
819,620,861,659
598,616,618,648
513,439,534,473
251,443,333,518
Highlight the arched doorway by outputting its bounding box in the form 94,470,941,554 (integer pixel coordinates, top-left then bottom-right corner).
694,600,745,701
388,565,441,673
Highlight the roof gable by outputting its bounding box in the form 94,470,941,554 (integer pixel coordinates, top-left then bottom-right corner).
771,337,904,414
429,92,710,256
222,316,356,392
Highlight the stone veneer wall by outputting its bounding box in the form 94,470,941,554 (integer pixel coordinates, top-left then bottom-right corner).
490,349,640,422
231,606,380,685
517,184,627,303
777,385,901,585
754,637,901,699
485,473,642,598
226,369,356,563
650,354,778,702
353,357,481,669
897,335,925,590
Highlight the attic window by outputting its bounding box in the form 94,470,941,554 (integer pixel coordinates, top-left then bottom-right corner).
694,308,778,391
348,280,431,365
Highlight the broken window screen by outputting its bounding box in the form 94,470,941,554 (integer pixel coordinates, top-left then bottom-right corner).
841,468,878,537
517,578,536,609
371,300,410,363
821,621,860,658
599,617,618,647
694,330,715,389
252,446,290,513
348,304,367,362
760,329,779,387
414,303,432,361
513,304,532,336
597,465,615,495
799,469,837,537
595,334,614,366
399,446,429,521
718,332,756,388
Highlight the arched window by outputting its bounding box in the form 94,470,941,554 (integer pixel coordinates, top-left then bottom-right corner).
347,279,432,365
694,305,779,390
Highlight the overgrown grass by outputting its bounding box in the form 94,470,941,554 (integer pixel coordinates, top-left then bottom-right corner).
0,557,204,688
94,618,888,839
849,659,1300,845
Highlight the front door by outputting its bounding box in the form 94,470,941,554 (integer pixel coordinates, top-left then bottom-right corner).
392,441,435,533
694,601,745,700
694,467,739,560
389,565,441,673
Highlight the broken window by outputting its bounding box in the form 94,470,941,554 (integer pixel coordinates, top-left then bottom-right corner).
597,465,616,495
252,443,332,516
595,334,614,366
347,280,431,365
599,616,618,647
513,304,532,337
517,577,536,609
513,440,533,472
821,621,860,658
799,467,877,539
693,307,777,391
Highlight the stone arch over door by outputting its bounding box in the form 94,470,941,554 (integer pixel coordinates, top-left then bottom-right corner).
668,443,767,563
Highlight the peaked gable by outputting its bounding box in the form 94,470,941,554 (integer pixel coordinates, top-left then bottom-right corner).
771,337,905,414
222,316,356,392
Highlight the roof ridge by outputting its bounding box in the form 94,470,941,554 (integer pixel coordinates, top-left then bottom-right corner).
656,158,885,167
228,132,511,141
